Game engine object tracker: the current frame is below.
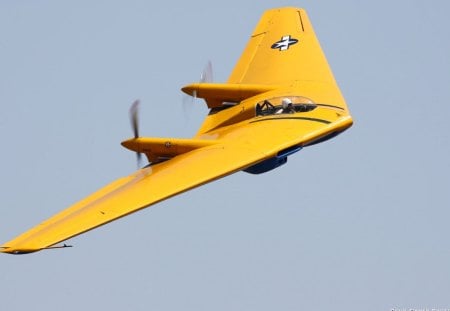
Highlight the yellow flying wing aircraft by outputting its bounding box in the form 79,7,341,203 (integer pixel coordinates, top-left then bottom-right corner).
1,7,352,254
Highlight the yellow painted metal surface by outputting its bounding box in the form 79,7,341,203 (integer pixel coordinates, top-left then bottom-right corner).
181,83,279,108
228,7,346,108
1,7,352,254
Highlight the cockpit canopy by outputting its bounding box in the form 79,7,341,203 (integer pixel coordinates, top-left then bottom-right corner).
256,95,317,116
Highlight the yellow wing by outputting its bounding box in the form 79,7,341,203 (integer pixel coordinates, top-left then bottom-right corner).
228,7,347,110
1,113,351,254
1,7,352,254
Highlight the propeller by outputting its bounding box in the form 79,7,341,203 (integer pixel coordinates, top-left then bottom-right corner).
129,99,143,168
200,60,213,83
182,60,214,120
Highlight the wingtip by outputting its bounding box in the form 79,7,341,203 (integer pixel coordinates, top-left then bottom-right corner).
0,244,41,255
0,247,36,255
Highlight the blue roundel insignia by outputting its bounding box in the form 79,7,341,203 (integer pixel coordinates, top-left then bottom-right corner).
271,35,298,51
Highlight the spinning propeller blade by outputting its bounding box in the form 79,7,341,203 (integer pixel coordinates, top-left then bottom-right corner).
200,60,213,83
130,100,140,138
182,60,214,118
129,100,143,168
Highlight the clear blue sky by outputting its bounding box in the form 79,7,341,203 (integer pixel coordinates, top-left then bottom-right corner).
1,1,450,310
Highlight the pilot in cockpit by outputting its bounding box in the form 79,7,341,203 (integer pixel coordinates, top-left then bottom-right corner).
276,98,296,114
